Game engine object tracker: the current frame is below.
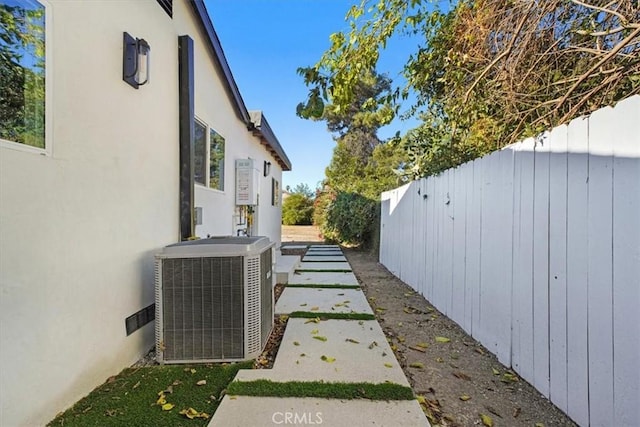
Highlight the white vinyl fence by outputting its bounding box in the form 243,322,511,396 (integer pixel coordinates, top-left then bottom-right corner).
380,96,639,427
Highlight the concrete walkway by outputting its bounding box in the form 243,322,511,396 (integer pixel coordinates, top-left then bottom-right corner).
209,245,429,427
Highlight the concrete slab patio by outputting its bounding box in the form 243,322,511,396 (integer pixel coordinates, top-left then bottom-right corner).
302,255,347,262
297,261,352,271
275,288,371,315
289,271,359,286
210,396,428,427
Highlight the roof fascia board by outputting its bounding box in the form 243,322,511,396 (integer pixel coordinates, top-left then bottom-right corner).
188,0,251,125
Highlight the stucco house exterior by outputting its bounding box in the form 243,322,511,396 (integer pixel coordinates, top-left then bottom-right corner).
0,0,291,425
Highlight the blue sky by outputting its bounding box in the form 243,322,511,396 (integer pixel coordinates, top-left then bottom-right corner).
206,0,420,191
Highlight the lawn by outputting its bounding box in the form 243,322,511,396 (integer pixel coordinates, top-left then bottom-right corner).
48,361,252,427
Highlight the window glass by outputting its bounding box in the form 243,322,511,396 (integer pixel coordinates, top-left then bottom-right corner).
193,120,206,185
209,129,225,191
0,0,46,148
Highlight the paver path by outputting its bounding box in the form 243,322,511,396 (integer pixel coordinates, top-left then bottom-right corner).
209,245,429,427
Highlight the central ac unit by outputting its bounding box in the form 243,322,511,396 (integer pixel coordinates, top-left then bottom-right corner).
155,236,274,364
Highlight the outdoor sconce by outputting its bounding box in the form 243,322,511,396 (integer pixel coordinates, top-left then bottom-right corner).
123,32,150,89
264,161,271,177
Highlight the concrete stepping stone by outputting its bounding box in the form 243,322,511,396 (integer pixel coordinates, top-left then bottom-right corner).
309,245,340,249
305,251,344,257
281,244,308,250
289,271,358,286
209,396,429,427
297,261,351,271
275,288,370,315
236,319,408,385
302,255,347,262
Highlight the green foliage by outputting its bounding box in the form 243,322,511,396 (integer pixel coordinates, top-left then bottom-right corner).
282,193,314,225
48,362,252,427
299,0,639,178
286,183,315,199
322,192,379,246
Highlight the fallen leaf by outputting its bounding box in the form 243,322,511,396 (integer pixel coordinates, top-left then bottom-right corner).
416,342,429,349
480,413,494,427
460,395,471,401
535,423,544,427
435,357,444,363
409,345,427,353
172,380,182,386
320,355,336,363
163,385,173,394
475,348,485,355
300,353,306,357
196,380,207,386
190,369,196,374
293,341,300,346
452,371,471,381
132,381,140,390
313,336,328,342
398,322,403,326
375,307,386,313
492,368,500,375
310,306,319,311
300,303,307,307
156,394,166,405
513,407,521,418
304,317,320,324
398,336,406,343
368,341,378,349
435,336,451,343
384,363,393,368
345,338,360,344
410,362,425,369
161,403,174,411
486,406,502,417
310,329,319,335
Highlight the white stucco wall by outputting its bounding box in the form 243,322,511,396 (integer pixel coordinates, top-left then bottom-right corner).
0,1,285,426
0,2,179,425
173,1,283,247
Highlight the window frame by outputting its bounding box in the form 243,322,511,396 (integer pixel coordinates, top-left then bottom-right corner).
208,127,225,192
0,0,53,156
193,115,225,193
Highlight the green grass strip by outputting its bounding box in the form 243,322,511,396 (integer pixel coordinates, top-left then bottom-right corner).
227,380,414,401
296,269,352,273
289,311,376,321
285,284,360,289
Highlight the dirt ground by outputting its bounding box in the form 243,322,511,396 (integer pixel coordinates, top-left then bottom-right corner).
281,224,323,242
280,226,575,427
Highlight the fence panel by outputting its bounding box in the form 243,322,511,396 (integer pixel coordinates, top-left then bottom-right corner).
587,105,615,426
612,96,640,427
379,96,639,426
565,116,590,426
548,124,569,413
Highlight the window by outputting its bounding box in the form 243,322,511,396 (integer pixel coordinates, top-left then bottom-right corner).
194,120,207,185
209,129,225,191
0,0,47,150
193,118,225,191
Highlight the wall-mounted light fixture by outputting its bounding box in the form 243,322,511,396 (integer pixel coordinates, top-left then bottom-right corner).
263,161,271,177
123,32,150,89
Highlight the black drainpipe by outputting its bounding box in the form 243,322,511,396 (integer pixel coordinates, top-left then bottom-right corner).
178,35,194,241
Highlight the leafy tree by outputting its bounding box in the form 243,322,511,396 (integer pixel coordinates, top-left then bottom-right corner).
286,183,315,199
282,193,314,225
299,0,639,178
301,69,409,247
